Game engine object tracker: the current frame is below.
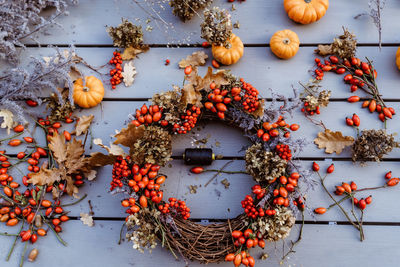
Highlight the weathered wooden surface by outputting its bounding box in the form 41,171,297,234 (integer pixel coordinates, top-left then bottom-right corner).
1,0,400,266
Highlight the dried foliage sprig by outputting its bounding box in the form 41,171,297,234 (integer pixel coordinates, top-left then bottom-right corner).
201,7,233,46
0,0,78,65
170,0,213,22
106,19,144,48
355,0,386,49
0,48,79,123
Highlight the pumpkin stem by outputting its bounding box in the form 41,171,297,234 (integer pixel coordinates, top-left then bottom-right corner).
282,38,291,45
83,86,90,92
304,0,312,3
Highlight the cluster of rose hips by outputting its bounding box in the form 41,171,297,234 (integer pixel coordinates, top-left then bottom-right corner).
239,78,260,113
275,144,292,161
225,250,255,267
37,117,73,142
132,104,165,127
257,119,299,143
158,197,190,219
361,99,396,122
345,113,360,127
204,82,231,120
231,229,265,249
109,51,123,89
112,157,190,219
293,196,305,211
272,172,300,207
313,56,346,80
172,106,201,134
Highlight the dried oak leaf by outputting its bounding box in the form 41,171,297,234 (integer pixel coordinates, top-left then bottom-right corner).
180,68,204,107
48,133,67,163
87,152,117,167
80,213,94,227
198,67,230,92
69,66,82,82
121,61,137,86
65,139,86,174
252,99,265,117
113,124,145,149
93,138,126,156
121,45,149,61
314,129,355,154
75,115,94,136
0,109,15,135
178,51,208,68
315,44,333,56
29,167,64,187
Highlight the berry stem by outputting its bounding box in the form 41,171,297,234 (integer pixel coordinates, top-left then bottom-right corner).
326,195,351,211
203,169,247,174
60,193,87,207
204,161,233,187
19,241,28,267
6,220,24,261
0,132,24,143
43,217,67,246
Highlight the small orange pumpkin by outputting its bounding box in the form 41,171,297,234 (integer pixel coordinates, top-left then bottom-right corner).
396,47,400,71
212,34,244,65
284,0,329,25
270,29,300,59
73,76,104,108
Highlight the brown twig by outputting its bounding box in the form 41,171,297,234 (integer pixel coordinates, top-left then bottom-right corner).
204,161,233,187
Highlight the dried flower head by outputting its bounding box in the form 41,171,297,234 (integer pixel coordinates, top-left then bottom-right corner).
131,125,172,166
44,89,75,124
201,7,232,46
125,208,161,253
300,81,331,113
170,0,212,22
352,129,399,162
251,206,295,242
107,19,144,48
245,143,287,183
151,89,186,124
316,28,357,59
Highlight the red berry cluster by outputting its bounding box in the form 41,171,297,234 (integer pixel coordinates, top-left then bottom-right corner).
361,99,396,122
231,229,265,250
239,78,260,112
272,172,300,207
204,82,231,120
132,104,165,127
257,117,299,142
173,106,201,134
293,197,305,211
251,184,265,199
109,51,123,89
241,195,276,219
275,144,292,161
111,156,131,190
158,197,191,219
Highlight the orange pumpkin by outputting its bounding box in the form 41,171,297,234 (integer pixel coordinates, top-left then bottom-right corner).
396,47,400,71
73,76,104,108
284,0,329,25
212,34,244,65
270,29,300,59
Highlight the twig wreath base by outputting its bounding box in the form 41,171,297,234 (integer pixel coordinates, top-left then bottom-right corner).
101,67,311,266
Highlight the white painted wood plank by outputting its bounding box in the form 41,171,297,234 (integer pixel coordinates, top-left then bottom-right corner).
1,101,400,158
2,46,400,100
25,0,400,45
0,220,399,267
4,159,397,222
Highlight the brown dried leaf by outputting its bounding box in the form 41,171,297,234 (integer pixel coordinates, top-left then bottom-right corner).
198,67,230,92
178,51,208,68
80,213,94,227
314,129,355,154
180,67,204,107
65,139,85,174
315,44,333,56
29,167,63,187
48,133,67,164
121,45,149,61
114,124,145,149
87,152,117,167
75,115,94,136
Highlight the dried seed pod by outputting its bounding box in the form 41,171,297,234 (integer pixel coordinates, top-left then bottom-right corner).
28,248,38,262
34,214,42,228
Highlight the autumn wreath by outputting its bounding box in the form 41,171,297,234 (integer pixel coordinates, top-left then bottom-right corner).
98,65,312,266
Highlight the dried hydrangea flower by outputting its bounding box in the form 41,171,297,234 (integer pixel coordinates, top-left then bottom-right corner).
352,129,399,162
131,125,172,166
151,89,186,124
170,0,212,22
201,7,232,46
251,206,295,242
316,28,357,59
245,143,287,183
106,19,144,48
